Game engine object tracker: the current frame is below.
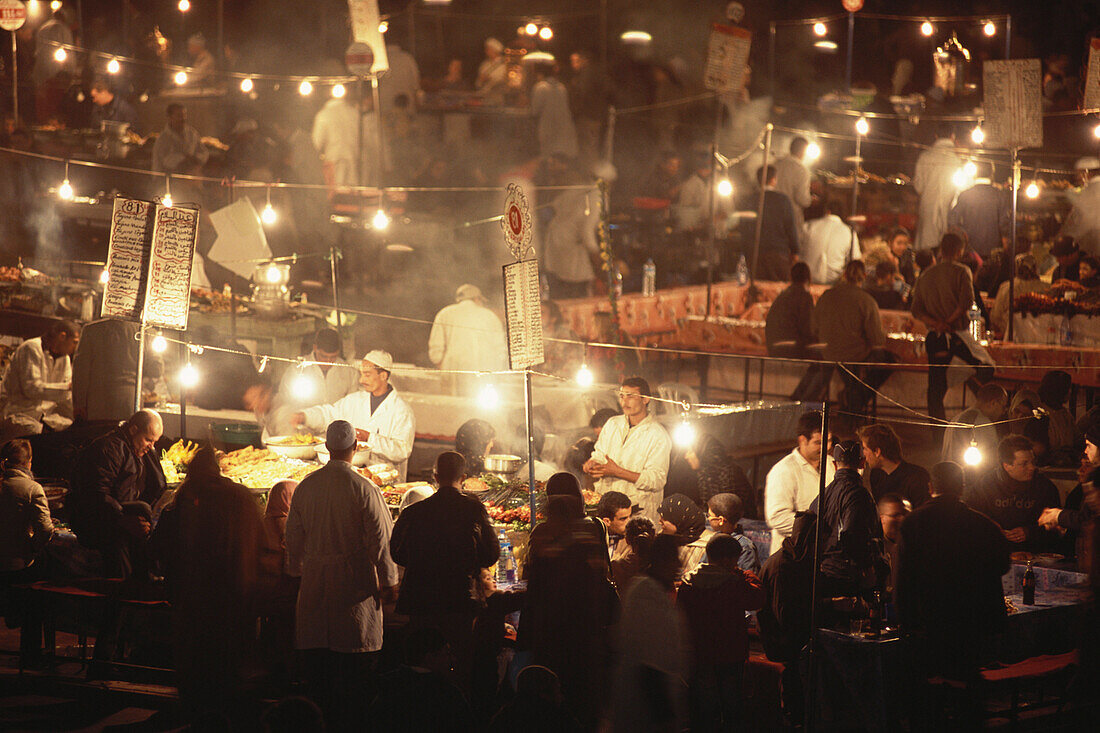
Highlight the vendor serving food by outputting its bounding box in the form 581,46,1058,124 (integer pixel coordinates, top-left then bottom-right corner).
289,350,415,481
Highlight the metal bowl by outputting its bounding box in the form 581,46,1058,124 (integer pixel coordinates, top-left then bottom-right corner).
264,436,320,460
483,454,523,475
315,442,372,467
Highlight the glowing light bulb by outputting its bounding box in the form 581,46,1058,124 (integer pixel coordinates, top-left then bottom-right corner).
240,77,253,93
332,83,346,98
58,178,74,200
53,47,67,63
971,125,985,145
855,117,869,136
805,142,821,161
50,0,60,10
106,58,121,74
963,441,982,466
151,335,168,354
1025,181,1040,199
673,421,696,449
813,22,827,37
1093,123,1100,139
716,178,733,197
163,193,173,208
983,21,996,37
964,160,978,178
524,22,538,36
265,263,281,283
179,363,199,389
262,203,277,225
478,384,500,410
298,80,313,96
378,21,388,34
920,21,934,37
174,70,188,86
539,26,553,41
99,269,109,285
177,0,190,12
575,364,594,388
952,167,969,189
372,209,391,230
291,372,316,400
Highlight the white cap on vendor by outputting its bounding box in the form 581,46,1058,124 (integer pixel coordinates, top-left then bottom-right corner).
1075,157,1100,173
363,349,394,373
455,283,485,303
326,420,357,452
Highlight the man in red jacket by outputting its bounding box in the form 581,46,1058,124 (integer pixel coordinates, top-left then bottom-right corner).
677,533,765,731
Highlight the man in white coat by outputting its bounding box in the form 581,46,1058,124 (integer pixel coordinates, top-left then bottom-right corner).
1,321,79,440
764,410,835,554
428,284,508,374
912,123,961,251
530,62,579,160
1060,157,1100,254
312,94,360,186
286,419,398,712
774,136,814,242
266,328,359,435
584,377,672,522
291,350,415,481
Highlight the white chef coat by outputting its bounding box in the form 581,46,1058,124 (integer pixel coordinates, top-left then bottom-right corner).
1060,177,1100,254
285,460,399,653
530,78,578,159
1,337,72,437
543,188,600,284
592,414,671,522
427,300,508,373
152,123,210,174
803,214,860,284
912,138,962,251
312,98,359,186
302,388,415,481
774,154,812,239
764,448,835,554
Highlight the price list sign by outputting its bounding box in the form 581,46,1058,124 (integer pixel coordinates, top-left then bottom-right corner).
143,204,199,331
502,259,544,370
983,59,1043,150
704,23,751,93
102,197,155,321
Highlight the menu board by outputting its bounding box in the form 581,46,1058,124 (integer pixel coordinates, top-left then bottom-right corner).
1085,39,1100,111
502,259,544,370
101,197,155,321
143,204,199,330
346,0,389,73
704,23,751,93
983,59,1043,150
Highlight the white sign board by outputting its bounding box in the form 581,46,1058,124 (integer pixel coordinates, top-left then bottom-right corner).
501,183,533,260
1084,38,1100,111
143,205,198,331
206,197,272,280
347,0,389,74
0,0,27,32
704,23,751,93
983,59,1043,150
102,197,155,321
502,259,544,370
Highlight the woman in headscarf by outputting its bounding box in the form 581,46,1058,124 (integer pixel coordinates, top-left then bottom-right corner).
1008,388,1053,464
992,253,1048,335
658,493,708,579
455,418,495,476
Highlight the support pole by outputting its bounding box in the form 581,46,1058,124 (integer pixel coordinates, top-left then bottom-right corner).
851,133,863,219
705,101,721,318
10,31,17,125
370,73,386,185
845,12,854,92
1005,15,1011,59
750,123,774,282
524,369,536,527
179,340,188,440
1008,150,1020,341
768,22,776,100
805,402,830,732
134,322,146,413
330,245,342,330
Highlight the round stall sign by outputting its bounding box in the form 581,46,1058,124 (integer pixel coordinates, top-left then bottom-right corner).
501,183,533,259
345,41,375,76
841,0,864,12
0,0,27,32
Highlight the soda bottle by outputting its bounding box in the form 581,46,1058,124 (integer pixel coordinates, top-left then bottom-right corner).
1022,560,1036,605
735,254,749,285
496,530,515,585
642,259,656,297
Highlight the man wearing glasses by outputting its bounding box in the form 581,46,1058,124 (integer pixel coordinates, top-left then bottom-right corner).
583,377,671,522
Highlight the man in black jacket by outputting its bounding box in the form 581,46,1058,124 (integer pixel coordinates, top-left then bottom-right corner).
390,451,499,691
740,165,800,281
766,262,832,401
898,461,1010,678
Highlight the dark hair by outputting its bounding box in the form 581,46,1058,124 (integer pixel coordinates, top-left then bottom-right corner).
976,383,1007,405
707,493,743,527
455,419,494,474
1038,370,1072,408
859,423,902,462
403,626,449,666
261,696,324,733
876,492,911,513
888,226,911,243
831,439,863,466
646,533,683,579
590,408,619,429
914,249,935,270
90,77,114,94
825,199,845,218
0,439,32,470
546,471,581,499
621,376,651,397
873,260,898,280
939,232,965,258
790,261,811,284
166,103,185,116
435,450,466,486
596,490,632,519
797,410,823,440
790,136,809,157
705,532,743,562
930,461,965,499
1081,255,1100,274
564,437,595,476
998,434,1034,465
313,327,341,354
756,165,777,185
45,319,79,339
624,516,655,545
934,121,956,140
843,260,866,283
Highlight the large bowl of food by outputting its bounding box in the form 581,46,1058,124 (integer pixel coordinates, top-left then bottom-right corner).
264,433,322,460
315,441,372,467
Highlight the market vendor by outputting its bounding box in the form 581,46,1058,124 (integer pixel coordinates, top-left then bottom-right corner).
583,377,671,522
290,351,415,481
0,320,80,441
266,328,359,435
69,409,167,579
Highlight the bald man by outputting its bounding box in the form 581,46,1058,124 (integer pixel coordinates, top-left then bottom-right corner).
70,410,167,578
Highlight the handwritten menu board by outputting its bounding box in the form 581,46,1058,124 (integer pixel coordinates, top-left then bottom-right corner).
983,59,1043,150
1085,39,1100,111
704,23,751,93
101,197,154,321
502,259,544,370
143,204,198,331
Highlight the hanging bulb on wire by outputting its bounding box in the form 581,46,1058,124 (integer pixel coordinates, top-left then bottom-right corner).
106,58,121,74
261,185,277,225
179,363,199,389
1024,181,1040,199
57,161,73,200
240,77,254,93
298,80,313,96
163,175,173,208
151,334,168,354
478,383,500,410
575,363,594,388
372,208,391,230
963,439,982,466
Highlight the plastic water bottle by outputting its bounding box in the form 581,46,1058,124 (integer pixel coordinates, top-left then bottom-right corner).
642,258,656,296
967,303,984,342
1061,316,1074,346
496,530,515,585
735,254,749,286
612,265,623,297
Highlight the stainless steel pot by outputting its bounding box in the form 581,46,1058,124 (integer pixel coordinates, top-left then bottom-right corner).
483,454,523,475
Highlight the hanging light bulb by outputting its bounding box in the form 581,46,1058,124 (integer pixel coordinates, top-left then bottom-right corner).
53,46,67,63
963,440,982,466
151,334,168,354
813,22,827,37
1093,122,1100,139
964,160,978,178
378,21,388,34
716,178,733,197
58,178,74,200
332,83,346,98
163,175,173,208
539,26,553,41
106,58,121,74
575,363,594,388
524,22,538,36
805,142,821,161
983,21,996,37
298,80,313,96
952,167,970,189
855,116,869,136
265,262,282,284
262,186,277,225
162,192,173,208
291,371,316,400
178,0,190,12
1025,181,1040,199
48,0,61,11
971,125,985,145
372,208,391,230
174,70,188,86
240,77,254,93
99,269,109,285
478,383,500,410
920,21,934,37
258,356,269,374
179,363,199,389
673,419,696,449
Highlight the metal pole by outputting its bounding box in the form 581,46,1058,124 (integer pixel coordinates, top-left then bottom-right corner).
228,286,237,343
134,322,146,413
805,401,830,732
768,22,776,100
358,78,366,189
330,244,342,330
525,369,536,528
10,31,17,125
370,74,386,184
705,100,721,318
750,123,774,282
179,340,188,440
599,0,608,71
604,106,616,161
851,133,862,218
845,12,854,92
1008,150,1019,341
1005,15,1011,59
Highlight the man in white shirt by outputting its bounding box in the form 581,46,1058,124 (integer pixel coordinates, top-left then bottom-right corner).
1060,157,1100,254
774,136,814,241
428,284,508,374
584,378,672,522
312,93,360,186
912,123,961,251
802,200,860,284
267,328,359,435
291,350,415,481
764,410,835,554
530,62,578,160
152,104,209,175
1,321,80,440
475,38,509,104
